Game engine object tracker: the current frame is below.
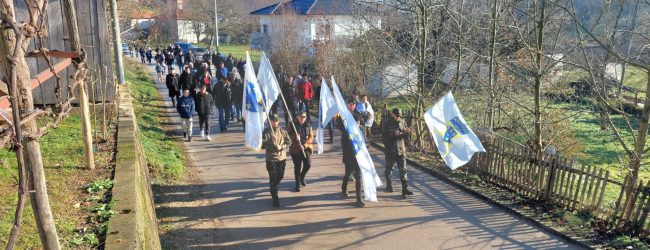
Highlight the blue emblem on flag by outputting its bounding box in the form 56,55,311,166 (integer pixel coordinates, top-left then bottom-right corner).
443,125,457,143
450,117,469,135
245,81,260,112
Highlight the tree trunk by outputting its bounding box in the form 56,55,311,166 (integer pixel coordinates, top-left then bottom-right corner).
0,1,61,249
487,0,498,130
533,0,546,154
624,68,650,217
63,0,94,170
415,3,428,148
5,34,29,250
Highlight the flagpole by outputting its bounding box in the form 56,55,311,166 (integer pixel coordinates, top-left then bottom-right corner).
265,57,306,158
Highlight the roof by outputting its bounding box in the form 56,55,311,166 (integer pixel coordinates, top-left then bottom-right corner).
250,0,359,15
176,9,199,20
129,10,156,19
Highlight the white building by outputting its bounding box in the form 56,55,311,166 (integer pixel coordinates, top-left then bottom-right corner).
250,0,380,51
175,2,208,44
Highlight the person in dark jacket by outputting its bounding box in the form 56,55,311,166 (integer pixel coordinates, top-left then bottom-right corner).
288,111,314,192
202,51,211,64
185,50,195,65
166,68,180,107
177,90,195,142
382,108,413,196
179,67,195,97
338,98,366,208
139,47,146,63
146,47,153,64
212,52,223,72
281,75,296,124
231,73,243,123
165,53,175,72
194,85,214,141
261,113,292,207
213,77,232,131
225,53,235,71
154,52,164,67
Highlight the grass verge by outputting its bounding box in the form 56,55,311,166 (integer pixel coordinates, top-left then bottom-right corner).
124,59,185,183
0,109,117,248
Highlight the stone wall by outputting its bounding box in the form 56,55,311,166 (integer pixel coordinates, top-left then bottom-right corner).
105,85,161,250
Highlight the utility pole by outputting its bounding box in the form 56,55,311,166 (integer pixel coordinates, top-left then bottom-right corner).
63,0,95,170
214,0,220,53
109,0,125,84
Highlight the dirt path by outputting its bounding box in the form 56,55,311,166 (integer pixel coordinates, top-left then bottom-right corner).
138,60,583,249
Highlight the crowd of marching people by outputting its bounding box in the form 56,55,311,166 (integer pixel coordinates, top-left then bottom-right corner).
132,44,248,141
138,44,416,208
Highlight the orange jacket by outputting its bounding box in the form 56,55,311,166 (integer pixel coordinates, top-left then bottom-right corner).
288,122,314,154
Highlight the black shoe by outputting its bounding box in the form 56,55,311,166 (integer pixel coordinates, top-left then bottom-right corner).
183,132,187,139
300,177,307,187
355,200,366,208
295,182,301,192
272,199,280,207
386,182,394,193
402,181,414,196
188,136,192,142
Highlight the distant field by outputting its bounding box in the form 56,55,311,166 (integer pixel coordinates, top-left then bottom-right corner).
194,43,262,62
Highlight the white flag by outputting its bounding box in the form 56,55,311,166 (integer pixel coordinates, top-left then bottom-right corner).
331,77,382,202
424,91,485,169
316,77,338,154
257,52,280,123
243,51,264,150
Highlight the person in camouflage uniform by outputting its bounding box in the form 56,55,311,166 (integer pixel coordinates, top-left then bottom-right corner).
382,108,414,196
262,113,292,207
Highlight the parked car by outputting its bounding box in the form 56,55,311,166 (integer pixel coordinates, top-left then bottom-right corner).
121,43,130,54
174,42,192,54
192,47,208,62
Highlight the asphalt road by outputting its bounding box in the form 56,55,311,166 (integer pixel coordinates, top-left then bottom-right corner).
141,59,582,249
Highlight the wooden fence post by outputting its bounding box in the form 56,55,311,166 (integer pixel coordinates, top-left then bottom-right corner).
64,0,95,170
544,156,558,201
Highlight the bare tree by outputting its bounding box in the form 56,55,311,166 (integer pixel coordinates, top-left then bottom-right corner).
554,0,650,217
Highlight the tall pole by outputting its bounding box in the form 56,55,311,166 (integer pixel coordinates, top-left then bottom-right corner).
109,0,125,84
214,0,220,52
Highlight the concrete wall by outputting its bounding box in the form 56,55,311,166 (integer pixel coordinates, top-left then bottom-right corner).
105,85,161,250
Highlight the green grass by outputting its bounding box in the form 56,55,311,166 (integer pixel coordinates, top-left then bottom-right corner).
623,66,648,100
0,113,111,248
125,59,185,183
194,43,262,62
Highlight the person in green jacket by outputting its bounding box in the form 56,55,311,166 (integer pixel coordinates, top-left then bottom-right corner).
262,113,292,207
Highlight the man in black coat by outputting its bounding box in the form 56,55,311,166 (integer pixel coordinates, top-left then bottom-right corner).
194,85,214,141
213,77,232,131
166,68,180,107
185,50,196,65
230,73,243,122
338,98,366,208
179,67,196,97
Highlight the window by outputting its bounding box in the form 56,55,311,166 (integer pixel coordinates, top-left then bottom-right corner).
263,24,268,34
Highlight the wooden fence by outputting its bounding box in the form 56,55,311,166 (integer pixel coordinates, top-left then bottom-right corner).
375,107,650,236
0,0,115,105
